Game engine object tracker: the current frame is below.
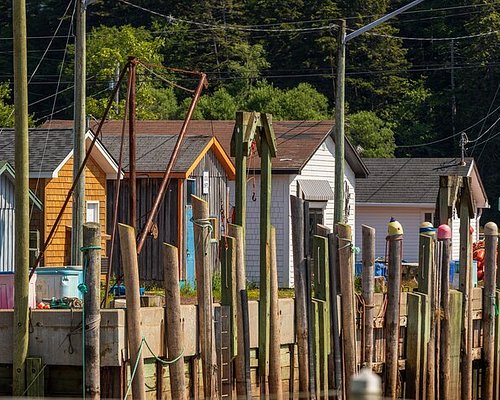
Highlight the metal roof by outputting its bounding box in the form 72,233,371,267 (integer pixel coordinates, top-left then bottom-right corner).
297,179,334,201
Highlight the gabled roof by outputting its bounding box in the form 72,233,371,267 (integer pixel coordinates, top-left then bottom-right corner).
101,134,235,179
45,119,368,178
0,128,120,179
357,157,488,208
0,161,43,210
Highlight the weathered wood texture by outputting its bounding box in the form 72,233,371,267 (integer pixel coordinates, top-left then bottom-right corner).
118,223,145,400
162,243,186,400
361,225,375,368
83,223,101,400
385,233,403,399
290,195,309,394
439,238,451,400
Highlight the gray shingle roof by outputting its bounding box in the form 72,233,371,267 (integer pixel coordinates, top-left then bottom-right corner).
357,158,473,204
101,134,213,173
0,129,73,177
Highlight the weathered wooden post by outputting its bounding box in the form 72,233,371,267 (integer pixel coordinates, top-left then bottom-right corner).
228,223,250,398
483,222,498,400
290,195,310,394
437,224,452,400
83,223,101,400
337,223,357,391
118,223,146,400
385,218,403,399
162,243,186,400
459,177,473,400
191,195,217,398
269,226,283,398
361,225,375,368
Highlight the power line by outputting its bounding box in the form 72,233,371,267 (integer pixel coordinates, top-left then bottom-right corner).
352,28,500,42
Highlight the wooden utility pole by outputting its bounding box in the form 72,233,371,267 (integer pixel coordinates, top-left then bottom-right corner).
290,195,310,395
83,223,101,399
333,19,346,225
337,223,357,391
71,0,86,266
118,223,146,400
269,226,283,398
12,0,30,394
128,57,137,229
385,224,403,399
229,223,250,398
437,226,451,400
459,177,473,400
483,222,498,400
259,119,272,394
361,225,375,368
162,243,186,400
192,195,217,398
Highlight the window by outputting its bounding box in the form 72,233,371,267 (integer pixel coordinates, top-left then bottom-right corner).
186,179,196,206
423,212,434,223
86,201,100,223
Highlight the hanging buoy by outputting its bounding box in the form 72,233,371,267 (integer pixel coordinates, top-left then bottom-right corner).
419,221,436,237
387,217,403,236
437,224,452,240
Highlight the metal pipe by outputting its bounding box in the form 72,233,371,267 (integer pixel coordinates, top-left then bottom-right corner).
29,61,129,279
136,73,208,254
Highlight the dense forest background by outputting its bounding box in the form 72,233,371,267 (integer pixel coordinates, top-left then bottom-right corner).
0,0,499,223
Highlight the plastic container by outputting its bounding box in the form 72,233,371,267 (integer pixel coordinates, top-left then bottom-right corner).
0,272,37,309
111,284,145,296
35,266,83,303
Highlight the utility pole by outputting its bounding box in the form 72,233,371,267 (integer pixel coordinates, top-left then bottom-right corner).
128,57,137,229
333,0,426,225
12,0,30,395
72,0,87,266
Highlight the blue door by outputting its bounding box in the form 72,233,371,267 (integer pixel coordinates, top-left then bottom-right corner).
185,205,196,287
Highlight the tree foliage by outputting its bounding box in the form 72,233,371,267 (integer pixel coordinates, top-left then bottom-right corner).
347,111,395,158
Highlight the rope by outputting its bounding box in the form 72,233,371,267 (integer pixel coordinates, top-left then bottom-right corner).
79,245,102,399
123,337,185,400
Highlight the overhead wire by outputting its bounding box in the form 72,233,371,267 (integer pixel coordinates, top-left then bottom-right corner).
468,82,500,153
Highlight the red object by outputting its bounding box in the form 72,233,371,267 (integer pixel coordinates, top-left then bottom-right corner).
437,224,452,240
478,269,484,281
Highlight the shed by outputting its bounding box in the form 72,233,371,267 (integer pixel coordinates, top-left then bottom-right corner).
0,161,43,271
355,157,489,262
0,129,120,267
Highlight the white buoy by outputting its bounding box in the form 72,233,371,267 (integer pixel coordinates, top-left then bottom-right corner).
350,368,382,400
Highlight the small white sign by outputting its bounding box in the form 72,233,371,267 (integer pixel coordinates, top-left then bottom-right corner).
202,171,209,195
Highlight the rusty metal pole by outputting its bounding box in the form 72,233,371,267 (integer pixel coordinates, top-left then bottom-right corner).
128,56,137,229
136,73,208,254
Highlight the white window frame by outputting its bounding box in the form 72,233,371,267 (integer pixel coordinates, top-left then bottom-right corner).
86,200,100,223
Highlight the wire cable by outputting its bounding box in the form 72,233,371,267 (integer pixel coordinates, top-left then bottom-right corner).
469,83,500,153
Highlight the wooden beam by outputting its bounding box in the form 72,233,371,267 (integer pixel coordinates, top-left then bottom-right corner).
220,235,237,357
361,225,375,369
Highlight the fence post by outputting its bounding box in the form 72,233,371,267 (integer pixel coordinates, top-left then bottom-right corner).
228,224,250,398
483,222,498,399
290,195,310,394
449,289,463,399
118,223,145,400
337,223,356,391
385,219,403,399
361,225,375,369
162,243,186,400
269,226,283,398
437,225,451,400
406,293,423,400
83,223,101,400
191,195,217,399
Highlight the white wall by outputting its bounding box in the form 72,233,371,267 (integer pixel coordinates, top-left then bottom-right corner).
355,205,481,263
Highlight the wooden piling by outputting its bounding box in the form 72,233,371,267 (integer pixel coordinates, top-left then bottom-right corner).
406,293,424,400
290,195,309,394
361,225,375,368
118,223,146,400
191,195,217,399
228,223,250,398
337,223,357,391
83,223,101,400
483,222,498,400
162,243,186,400
438,233,451,400
220,235,237,357
269,226,283,398
459,178,473,400
449,290,463,399
26,357,44,397
494,289,500,400
385,231,403,399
